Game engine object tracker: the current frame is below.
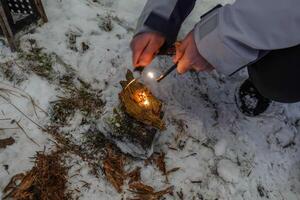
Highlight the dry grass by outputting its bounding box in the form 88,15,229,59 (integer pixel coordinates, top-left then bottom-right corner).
102,146,174,200
50,83,104,125
128,182,173,200
102,145,127,193
18,39,55,81
3,150,71,200
97,14,113,32
46,125,110,177
145,152,180,183
0,61,27,84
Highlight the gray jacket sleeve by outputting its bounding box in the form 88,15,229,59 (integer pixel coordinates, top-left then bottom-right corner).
195,0,300,75
135,0,196,44
136,0,300,75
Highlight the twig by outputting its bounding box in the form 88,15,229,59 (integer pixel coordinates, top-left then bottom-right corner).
14,120,40,146
29,96,49,117
181,153,197,159
166,167,180,175
0,95,45,130
30,97,39,119
0,118,11,121
0,127,19,130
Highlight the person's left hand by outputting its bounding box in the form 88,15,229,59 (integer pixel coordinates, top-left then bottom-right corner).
174,31,214,74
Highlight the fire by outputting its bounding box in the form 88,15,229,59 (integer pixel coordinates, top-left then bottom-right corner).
143,99,150,106
135,91,150,107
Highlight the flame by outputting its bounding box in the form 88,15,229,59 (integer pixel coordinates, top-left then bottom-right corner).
135,91,150,107
143,99,150,106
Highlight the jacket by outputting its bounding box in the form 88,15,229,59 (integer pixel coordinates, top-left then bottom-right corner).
135,0,300,75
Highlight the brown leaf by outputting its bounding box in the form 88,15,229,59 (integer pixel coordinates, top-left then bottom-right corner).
0,137,15,149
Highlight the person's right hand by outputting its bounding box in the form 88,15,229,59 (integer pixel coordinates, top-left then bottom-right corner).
130,32,166,67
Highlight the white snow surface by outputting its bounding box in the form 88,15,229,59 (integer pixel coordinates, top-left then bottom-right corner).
0,0,300,199
217,159,240,183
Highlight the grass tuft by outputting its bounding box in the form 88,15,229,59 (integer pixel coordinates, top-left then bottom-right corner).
50,82,105,125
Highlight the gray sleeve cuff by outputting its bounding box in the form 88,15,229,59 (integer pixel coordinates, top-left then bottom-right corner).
134,26,156,36
194,9,256,75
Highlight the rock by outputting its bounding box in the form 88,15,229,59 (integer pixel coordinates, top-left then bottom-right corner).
217,159,240,183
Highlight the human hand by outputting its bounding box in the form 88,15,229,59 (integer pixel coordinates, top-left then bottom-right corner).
174,31,214,74
130,32,166,67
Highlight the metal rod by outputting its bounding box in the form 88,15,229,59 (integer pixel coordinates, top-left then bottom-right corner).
156,63,177,82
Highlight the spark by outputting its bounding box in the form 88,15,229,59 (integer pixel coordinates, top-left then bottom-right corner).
124,78,137,90
147,71,155,79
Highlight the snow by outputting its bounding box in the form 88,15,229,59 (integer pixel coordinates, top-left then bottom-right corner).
1,0,300,199
217,159,240,183
214,139,228,156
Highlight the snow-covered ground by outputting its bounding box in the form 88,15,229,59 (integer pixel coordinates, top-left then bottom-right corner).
1,0,300,199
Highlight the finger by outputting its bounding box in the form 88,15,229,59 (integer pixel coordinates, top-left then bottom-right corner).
131,36,150,66
174,41,188,63
138,39,162,66
177,53,191,74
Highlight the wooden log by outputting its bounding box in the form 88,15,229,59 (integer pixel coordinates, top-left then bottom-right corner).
0,5,16,51
34,0,48,23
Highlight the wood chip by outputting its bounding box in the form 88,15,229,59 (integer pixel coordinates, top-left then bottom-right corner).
128,182,173,200
0,137,15,149
127,167,141,185
103,145,126,193
2,150,70,200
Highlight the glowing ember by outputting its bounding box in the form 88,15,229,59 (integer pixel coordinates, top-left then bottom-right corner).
135,91,150,107
143,99,150,106
147,71,155,79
